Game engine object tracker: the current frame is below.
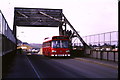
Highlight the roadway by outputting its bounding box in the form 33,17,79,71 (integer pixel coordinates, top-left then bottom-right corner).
3,53,118,80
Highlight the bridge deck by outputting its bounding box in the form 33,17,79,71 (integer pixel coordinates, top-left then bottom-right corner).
2,52,118,79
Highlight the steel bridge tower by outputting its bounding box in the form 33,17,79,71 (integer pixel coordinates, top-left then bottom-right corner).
13,7,91,56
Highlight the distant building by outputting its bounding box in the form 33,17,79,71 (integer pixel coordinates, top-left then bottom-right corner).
17,44,33,51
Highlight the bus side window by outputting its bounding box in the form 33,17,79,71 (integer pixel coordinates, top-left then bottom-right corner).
50,41,51,47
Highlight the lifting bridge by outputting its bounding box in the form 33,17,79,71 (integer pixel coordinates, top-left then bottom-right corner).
13,7,91,55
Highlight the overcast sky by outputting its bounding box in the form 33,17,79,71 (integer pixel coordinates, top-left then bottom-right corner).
0,0,118,44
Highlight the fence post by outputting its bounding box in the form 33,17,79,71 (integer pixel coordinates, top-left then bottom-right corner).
107,51,109,61
96,51,98,59
113,51,115,62
90,50,92,58
100,51,103,60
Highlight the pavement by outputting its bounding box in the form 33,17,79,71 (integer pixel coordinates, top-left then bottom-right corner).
75,57,118,69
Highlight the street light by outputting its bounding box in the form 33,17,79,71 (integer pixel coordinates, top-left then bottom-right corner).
21,31,24,33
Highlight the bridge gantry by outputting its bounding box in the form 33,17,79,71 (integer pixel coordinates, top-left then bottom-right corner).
13,7,91,56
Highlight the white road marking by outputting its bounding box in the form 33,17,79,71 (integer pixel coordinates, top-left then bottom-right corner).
26,56,41,79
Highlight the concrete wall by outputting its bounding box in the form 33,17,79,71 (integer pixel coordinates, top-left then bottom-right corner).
90,50,118,62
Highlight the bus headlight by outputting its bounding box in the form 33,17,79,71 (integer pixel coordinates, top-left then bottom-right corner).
52,50,56,52
66,50,70,52
51,54,54,56
68,54,70,56
64,54,67,56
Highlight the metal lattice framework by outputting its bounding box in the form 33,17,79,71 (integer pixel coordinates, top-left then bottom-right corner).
13,7,91,55
14,7,62,27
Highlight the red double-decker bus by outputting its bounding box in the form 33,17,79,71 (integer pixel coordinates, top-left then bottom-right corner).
42,36,70,57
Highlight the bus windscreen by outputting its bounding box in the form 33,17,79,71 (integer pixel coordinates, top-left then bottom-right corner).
52,40,69,48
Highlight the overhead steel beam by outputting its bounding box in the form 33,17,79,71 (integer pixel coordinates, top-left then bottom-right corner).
14,7,62,27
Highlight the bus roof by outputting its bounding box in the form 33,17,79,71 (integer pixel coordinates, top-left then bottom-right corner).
43,36,69,43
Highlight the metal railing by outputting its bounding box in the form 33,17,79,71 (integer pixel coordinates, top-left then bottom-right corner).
82,31,118,48
72,31,118,50
72,31,118,61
